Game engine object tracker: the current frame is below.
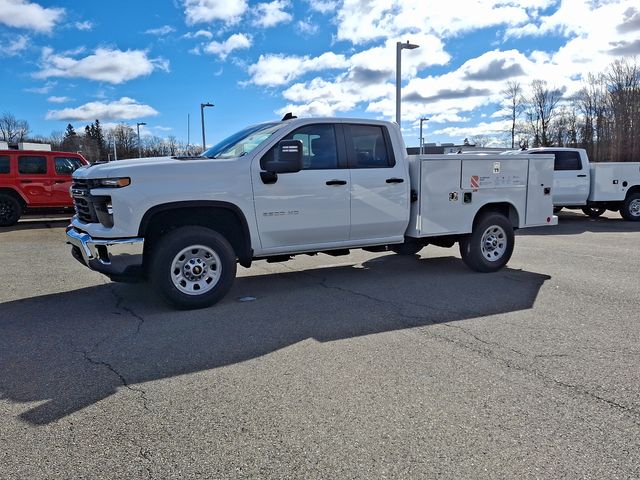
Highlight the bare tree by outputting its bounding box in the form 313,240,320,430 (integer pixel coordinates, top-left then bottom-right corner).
471,134,490,147
525,79,563,147
500,81,525,148
0,112,29,143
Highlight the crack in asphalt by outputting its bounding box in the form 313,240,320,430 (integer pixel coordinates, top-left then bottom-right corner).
278,262,640,423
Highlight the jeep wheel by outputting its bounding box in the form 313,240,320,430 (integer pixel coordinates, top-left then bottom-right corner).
459,213,514,272
0,194,22,227
150,226,237,309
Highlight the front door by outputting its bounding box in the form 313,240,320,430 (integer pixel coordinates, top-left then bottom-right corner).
252,123,350,252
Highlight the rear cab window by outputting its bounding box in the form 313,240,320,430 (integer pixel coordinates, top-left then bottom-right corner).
344,124,395,168
18,156,48,174
532,150,582,171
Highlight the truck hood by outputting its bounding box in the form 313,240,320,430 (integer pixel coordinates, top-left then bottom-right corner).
73,156,239,179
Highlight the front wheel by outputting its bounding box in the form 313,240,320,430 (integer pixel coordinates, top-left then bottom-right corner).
620,192,640,221
582,206,606,218
150,226,237,309
459,213,514,273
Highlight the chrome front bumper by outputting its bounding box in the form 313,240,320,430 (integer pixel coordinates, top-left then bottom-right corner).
66,226,145,281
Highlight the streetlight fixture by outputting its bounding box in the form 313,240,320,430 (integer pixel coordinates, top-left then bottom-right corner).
396,40,419,128
200,102,214,151
136,122,146,158
419,117,429,155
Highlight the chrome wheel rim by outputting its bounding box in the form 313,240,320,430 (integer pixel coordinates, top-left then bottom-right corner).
481,225,507,262
170,244,221,295
630,199,640,217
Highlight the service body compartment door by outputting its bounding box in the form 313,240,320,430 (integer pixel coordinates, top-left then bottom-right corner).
589,163,640,202
525,155,554,226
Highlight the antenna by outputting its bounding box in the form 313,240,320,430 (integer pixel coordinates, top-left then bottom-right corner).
281,112,297,121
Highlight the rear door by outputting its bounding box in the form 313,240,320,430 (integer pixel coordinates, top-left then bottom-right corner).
344,123,409,241
52,155,85,205
17,154,51,206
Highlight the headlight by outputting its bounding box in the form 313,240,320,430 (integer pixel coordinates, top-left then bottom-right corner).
94,177,131,188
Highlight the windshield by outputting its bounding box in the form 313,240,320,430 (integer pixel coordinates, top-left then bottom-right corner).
201,122,283,159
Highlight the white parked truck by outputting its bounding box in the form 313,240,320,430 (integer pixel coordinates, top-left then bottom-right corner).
518,147,640,220
66,117,557,309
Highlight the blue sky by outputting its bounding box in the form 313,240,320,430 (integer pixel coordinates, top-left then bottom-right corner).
1,0,639,149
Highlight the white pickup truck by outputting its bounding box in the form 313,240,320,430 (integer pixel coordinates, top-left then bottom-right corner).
520,147,640,220
66,117,556,309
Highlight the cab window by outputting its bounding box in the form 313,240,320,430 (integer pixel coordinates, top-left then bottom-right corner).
55,157,84,175
344,124,395,168
18,156,47,174
0,156,9,174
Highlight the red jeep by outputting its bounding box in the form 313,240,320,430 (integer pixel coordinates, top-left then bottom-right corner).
0,150,89,226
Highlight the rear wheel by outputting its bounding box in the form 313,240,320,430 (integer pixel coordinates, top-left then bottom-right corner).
0,194,22,227
620,192,640,221
581,206,606,218
150,226,237,309
459,213,514,272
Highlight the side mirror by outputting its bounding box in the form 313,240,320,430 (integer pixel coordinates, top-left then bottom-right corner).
263,140,303,174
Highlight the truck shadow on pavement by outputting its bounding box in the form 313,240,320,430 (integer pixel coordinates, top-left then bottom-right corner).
0,254,550,425
519,211,640,236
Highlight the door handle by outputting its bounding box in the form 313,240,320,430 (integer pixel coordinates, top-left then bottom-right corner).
577,174,587,177
386,178,404,184
54,180,66,184
326,179,347,186
20,180,33,183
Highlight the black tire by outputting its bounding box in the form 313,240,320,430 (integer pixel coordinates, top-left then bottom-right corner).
620,192,640,222
553,206,563,214
390,240,424,256
0,194,22,227
459,213,514,273
150,226,237,309
581,206,606,218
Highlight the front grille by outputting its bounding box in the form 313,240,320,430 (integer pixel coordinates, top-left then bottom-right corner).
71,179,111,226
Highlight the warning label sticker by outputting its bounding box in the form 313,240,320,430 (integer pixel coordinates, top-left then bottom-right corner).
470,175,479,189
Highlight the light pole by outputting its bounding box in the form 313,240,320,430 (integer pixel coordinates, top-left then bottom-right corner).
200,102,214,150
419,117,429,155
136,122,146,158
396,40,419,128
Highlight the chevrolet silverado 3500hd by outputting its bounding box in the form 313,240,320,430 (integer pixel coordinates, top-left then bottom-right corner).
66,117,557,309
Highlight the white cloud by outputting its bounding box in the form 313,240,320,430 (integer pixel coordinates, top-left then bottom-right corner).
183,0,247,25
1,34,28,56
0,0,64,32
45,97,159,121
432,120,511,138
145,25,175,35
334,0,553,45
184,29,213,39
305,0,337,14
252,0,292,28
74,20,93,31
35,47,170,84
203,33,251,59
47,95,70,103
296,19,318,35
247,52,350,86
25,81,56,94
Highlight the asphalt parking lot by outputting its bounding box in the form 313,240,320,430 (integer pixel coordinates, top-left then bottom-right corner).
1,211,639,479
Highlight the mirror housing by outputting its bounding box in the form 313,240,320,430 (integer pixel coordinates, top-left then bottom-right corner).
263,140,303,174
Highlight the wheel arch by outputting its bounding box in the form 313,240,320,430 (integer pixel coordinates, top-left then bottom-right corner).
626,185,640,199
139,201,253,267
0,187,27,207
472,202,521,229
